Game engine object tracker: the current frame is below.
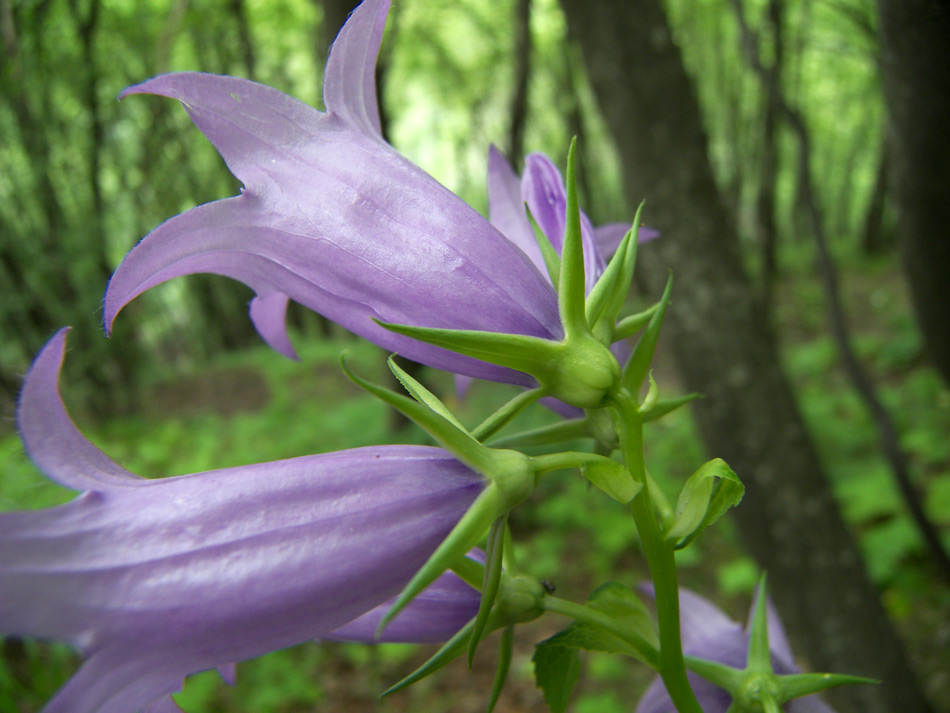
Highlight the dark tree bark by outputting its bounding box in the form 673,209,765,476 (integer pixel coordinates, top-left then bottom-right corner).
877,0,950,388
505,0,531,170
558,1,933,711
861,147,892,255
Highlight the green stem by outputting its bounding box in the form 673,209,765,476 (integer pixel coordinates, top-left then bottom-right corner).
541,595,660,669
611,389,703,713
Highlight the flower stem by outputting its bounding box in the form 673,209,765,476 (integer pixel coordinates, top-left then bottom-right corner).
611,389,703,713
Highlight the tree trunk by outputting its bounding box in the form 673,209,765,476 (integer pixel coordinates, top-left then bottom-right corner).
877,0,950,388
558,1,933,711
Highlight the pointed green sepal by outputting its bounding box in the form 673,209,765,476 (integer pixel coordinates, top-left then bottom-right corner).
486,418,588,449
341,356,492,474
666,458,744,549
622,272,673,394
641,393,703,423
387,356,467,431
747,573,772,673
684,655,745,691
377,484,505,638
468,515,507,667
380,617,475,697
558,137,590,339
533,213,562,289
471,388,544,442
375,319,562,379
614,303,659,341
486,626,514,713
776,672,880,702
587,201,645,333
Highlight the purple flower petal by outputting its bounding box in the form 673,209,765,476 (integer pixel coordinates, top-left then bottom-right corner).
105,0,562,385
2,331,484,713
327,551,483,644
594,223,660,258
636,586,838,713
487,145,546,278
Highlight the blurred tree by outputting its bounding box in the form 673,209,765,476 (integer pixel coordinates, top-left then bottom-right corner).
558,0,934,711
877,0,950,389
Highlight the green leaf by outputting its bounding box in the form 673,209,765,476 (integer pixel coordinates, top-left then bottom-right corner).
580,457,641,504
584,582,658,654
533,639,581,713
666,458,744,549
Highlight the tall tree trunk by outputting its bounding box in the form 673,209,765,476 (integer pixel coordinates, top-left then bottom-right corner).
877,0,950,388
558,1,933,711
506,0,531,170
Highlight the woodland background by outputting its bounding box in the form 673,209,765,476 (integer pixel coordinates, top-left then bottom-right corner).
0,0,948,712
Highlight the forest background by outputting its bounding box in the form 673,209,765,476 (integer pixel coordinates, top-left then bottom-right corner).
0,0,947,712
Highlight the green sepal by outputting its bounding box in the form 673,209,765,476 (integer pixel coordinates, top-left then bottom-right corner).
666,458,744,549
622,272,673,394
558,137,589,339
775,672,879,701
387,356,467,431
684,655,744,691
613,303,658,341
468,515,507,667
486,418,587,449
641,393,703,423
532,639,581,713
471,388,544,442
587,201,645,333
486,626,514,713
341,355,491,474
747,573,771,673
380,616,475,697
377,484,505,638
533,213,562,289
375,319,562,379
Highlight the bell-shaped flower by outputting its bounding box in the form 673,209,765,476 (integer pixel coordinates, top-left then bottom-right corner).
635,587,837,713
104,0,649,390
1,329,484,713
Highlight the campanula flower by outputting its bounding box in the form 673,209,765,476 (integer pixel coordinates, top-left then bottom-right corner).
1,329,484,713
636,587,836,713
104,0,650,389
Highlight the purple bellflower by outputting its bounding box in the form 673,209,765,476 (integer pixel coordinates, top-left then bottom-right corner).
1,329,484,713
636,587,836,713
104,0,649,389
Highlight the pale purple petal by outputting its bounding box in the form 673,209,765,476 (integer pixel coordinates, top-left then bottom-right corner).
322,0,387,141
520,153,605,294
143,694,186,713
327,562,479,644
106,71,558,385
249,292,297,360
593,223,660,258
2,332,484,713
17,328,140,491
487,146,547,279
788,696,839,713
